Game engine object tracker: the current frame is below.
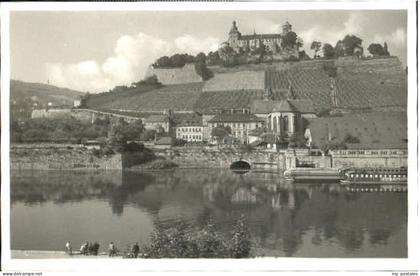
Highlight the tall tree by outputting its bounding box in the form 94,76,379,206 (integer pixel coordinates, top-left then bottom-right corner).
281,31,298,48
310,41,322,58
218,45,237,67
383,42,390,56
322,43,335,59
153,56,172,68
207,51,222,66
194,52,207,64
342,35,363,56
367,43,386,57
334,40,345,57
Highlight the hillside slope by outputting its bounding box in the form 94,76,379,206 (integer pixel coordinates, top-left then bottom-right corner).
10,79,85,121
85,57,407,115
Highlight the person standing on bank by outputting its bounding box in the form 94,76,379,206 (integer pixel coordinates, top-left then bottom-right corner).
132,242,140,258
108,242,116,257
93,241,100,256
65,241,72,255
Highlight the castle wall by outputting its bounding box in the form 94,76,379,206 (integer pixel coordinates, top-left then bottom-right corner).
202,70,265,91
145,64,203,85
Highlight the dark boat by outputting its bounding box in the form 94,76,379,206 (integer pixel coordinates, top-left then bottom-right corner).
340,167,407,185
284,168,343,183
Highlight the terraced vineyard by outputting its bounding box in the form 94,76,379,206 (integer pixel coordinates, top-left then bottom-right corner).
266,68,407,112
86,82,204,112
336,72,407,110
307,112,407,149
86,58,407,115
266,69,333,111
194,90,263,113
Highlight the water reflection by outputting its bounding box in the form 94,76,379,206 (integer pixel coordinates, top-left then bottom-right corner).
11,169,407,257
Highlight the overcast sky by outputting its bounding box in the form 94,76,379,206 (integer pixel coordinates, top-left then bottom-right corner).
10,10,407,93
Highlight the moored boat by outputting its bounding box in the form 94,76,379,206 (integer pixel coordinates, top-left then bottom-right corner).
340,167,407,185
284,168,343,183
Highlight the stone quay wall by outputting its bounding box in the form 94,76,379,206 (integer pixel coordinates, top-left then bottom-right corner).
10,144,122,170
330,149,407,169
158,147,285,170
10,144,407,171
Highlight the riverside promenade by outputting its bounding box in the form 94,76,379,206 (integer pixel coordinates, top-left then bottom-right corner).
11,250,124,259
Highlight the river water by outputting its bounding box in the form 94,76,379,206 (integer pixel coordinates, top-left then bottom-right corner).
10,169,407,258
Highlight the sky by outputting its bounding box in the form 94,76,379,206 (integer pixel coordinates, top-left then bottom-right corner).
10,10,407,93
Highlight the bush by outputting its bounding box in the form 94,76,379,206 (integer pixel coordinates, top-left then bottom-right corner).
229,215,252,258
123,142,145,152
141,216,252,258
143,159,178,170
343,133,360,144
122,148,156,168
319,140,347,154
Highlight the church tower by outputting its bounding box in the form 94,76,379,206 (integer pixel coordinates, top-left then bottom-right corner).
282,21,292,35
228,21,241,49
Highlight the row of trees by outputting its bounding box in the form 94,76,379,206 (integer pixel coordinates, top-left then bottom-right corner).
10,117,110,144
310,35,391,59
152,34,392,71
10,116,161,148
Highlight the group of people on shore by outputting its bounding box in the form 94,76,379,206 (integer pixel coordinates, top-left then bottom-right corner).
65,241,140,258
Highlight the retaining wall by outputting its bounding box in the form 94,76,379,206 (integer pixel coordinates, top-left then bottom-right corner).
11,144,122,170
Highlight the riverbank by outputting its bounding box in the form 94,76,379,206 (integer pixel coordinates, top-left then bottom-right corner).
11,250,121,259
10,143,408,171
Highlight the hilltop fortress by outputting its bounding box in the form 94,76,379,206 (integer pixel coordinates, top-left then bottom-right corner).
225,20,299,60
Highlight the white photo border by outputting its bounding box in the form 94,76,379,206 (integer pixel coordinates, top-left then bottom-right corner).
1,1,418,273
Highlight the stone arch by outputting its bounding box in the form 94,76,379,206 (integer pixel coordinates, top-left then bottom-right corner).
230,160,251,171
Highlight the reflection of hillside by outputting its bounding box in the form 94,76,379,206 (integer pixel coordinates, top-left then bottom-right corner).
11,169,407,256
11,171,120,204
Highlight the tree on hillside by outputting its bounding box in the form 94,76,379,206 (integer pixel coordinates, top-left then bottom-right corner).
299,50,311,60
384,42,390,56
194,62,213,80
211,125,231,143
334,40,345,57
342,35,363,56
322,43,335,59
281,31,298,49
218,45,237,67
367,43,390,57
154,56,172,68
310,41,322,58
367,43,385,57
170,54,187,67
153,53,195,68
109,118,144,148
296,37,304,50
251,43,267,63
194,52,207,64
207,51,222,66
131,75,162,88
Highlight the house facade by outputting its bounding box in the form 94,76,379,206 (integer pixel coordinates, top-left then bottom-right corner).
208,113,264,144
144,114,171,133
176,126,204,142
